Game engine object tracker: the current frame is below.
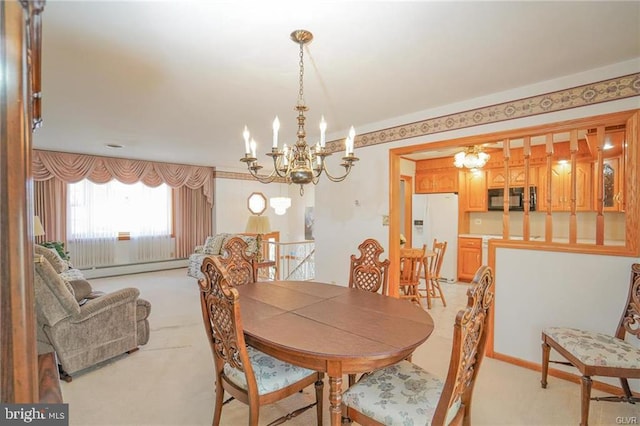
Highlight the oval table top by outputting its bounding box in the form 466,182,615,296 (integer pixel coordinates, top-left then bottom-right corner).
235,280,434,426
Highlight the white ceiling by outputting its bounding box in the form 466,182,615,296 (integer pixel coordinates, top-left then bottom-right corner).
34,1,640,169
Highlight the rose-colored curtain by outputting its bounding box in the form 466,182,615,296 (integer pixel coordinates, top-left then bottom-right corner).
32,150,214,204
173,186,212,258
32,150,214,259
33,178,67,245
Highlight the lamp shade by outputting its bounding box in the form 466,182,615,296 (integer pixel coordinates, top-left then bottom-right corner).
245,215,271,234
34,215,45,237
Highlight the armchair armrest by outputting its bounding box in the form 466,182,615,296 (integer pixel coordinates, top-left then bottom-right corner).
194,245,205,254
71,288,140,323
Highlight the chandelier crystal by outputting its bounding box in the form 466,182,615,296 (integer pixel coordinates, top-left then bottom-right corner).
240,29,359,195
453,146,490,171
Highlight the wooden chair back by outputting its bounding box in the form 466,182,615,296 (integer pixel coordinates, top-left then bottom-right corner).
348,238,390,294
198,256,256,394
220,236,257,286
428,239,447,280
399,245,425,306
433,265,494,424
615,263,640,341
198,255,324,425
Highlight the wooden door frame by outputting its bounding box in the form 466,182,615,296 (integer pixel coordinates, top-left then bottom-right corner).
400,175,413,247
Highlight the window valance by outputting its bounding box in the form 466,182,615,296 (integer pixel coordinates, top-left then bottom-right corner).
32,150,214,204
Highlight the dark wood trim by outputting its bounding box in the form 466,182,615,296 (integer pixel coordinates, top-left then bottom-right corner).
37,353,62,403
0,0,42,403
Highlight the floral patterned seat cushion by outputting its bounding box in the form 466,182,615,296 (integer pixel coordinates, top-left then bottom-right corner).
543,327,640,368
342,360,460,426
223,346,317,395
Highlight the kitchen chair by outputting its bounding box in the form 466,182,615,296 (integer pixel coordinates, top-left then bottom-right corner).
541,263,640,426
198,255,324,426
348,238,390,295
220,236,258,286
399,245,426,307
342,265,494,426
420,239,448,309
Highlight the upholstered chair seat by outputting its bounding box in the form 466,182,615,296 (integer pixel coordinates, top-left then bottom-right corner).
343,360,461,426
543,327,640,369
223,346,319,395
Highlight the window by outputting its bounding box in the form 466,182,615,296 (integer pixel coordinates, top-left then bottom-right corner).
67,180,173,268
68,179,172,238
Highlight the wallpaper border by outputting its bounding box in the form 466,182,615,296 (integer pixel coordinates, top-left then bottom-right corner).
219,72,640,181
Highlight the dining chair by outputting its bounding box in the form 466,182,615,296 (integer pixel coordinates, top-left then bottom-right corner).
198,255,324,426
347,238,390,387
541,263,640,426
399,245,426,307
342,265,494,426
348,238,390,295
220,236,257,286
420,239,448,309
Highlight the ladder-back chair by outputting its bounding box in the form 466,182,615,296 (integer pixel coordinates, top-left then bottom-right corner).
399,245,426,307
420,239,448,309
343,266,494,425
348,238,390,295
198,255,324,426
541,263,640,426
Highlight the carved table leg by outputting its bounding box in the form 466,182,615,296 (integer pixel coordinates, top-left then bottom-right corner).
328,372,343,426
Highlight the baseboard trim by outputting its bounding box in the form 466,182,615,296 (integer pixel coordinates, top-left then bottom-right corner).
81,259,188,279
489,351,640,397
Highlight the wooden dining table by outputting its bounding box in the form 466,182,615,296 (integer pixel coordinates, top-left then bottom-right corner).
236,280,434,426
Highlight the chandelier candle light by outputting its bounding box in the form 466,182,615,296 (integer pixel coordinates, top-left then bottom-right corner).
240,29,359,195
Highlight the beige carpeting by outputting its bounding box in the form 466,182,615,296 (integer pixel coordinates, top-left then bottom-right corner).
61,268,639,425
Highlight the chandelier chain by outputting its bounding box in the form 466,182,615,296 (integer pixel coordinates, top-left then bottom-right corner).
298,41,305,106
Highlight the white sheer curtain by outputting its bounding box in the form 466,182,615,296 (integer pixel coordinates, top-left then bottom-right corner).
67,180,118,268
67,180,172,268
127,182,173,262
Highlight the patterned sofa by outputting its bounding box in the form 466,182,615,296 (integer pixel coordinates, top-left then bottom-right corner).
187,233,261,280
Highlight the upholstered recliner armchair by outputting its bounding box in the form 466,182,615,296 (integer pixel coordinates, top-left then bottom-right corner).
34,256,151,380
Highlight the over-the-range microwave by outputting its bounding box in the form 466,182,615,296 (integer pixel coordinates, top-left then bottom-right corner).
487,187,537,211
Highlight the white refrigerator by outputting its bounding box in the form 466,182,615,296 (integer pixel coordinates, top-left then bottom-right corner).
412,193,458,282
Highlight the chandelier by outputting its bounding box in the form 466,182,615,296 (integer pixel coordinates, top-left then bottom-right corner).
453,146,490,171
240,29,359,195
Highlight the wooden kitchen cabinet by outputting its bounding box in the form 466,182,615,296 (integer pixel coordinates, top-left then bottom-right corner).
462,171,487,211
457,237,482,282
538,162,592,211
415,169,458,193
487,167,538,188
601,157,623,211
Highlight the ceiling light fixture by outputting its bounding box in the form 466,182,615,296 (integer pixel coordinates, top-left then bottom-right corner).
453,145,490,171
270,197,291,215
240,29,359,195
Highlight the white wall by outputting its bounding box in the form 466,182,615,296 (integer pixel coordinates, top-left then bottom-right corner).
314,59,640,380
494,245,639,390
212,176,313,242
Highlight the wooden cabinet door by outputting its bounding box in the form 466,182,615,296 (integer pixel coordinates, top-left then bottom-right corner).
457,238,482,282
415,170,458,193
432,170,458,193
415,173,434,193
487,169,508,189
487,167,537,188
538,163,591,211
464,171,486,211
602,157,622,211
